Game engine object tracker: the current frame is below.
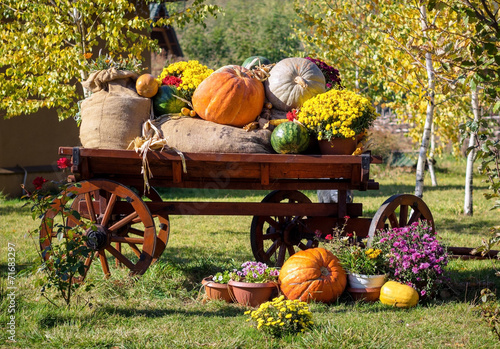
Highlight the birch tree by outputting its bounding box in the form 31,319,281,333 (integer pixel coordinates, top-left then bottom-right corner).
426,0,500,214
0,0,220,121
294,1,465,197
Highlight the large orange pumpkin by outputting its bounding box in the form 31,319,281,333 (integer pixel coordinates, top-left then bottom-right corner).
192,65,265,127
279,248,347,303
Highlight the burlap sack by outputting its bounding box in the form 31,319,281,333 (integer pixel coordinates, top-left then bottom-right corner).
79,68,151,149
158,117,272,153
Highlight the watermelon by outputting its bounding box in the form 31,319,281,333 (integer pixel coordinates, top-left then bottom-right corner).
271,121,310,154
242,56,271,69
152,85,187,117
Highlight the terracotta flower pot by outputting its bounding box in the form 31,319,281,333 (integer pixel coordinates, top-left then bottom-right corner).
317,138,355,155
347,273,387,302
202,277,233,303
318,134,363,155
228,280,277,307
346,287,382,302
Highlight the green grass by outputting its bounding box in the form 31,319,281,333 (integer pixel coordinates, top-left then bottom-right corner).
1,155,500,348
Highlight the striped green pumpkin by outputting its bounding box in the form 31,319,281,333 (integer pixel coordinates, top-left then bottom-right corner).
271,121,310,154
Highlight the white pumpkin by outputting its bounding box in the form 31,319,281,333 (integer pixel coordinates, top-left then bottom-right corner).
264,57,326,111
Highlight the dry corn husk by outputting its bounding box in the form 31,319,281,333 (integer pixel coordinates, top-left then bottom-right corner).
128,119,186,193
243,121,259,131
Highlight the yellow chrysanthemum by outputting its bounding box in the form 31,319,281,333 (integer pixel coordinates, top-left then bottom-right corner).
296,89,378,141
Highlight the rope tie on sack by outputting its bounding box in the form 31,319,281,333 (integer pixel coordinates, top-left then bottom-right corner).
128,119,187,194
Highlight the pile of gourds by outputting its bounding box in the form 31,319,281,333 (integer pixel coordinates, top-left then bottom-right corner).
134,56,328,153
278,247,419,308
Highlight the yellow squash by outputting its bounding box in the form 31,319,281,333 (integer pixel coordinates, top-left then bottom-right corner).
379,281,419,308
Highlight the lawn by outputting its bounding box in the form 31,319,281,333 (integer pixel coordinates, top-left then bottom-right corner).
1,155,500,348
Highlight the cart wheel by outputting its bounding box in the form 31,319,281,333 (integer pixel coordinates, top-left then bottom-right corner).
40,179,156,280
367,194,434,244
251,190,317,267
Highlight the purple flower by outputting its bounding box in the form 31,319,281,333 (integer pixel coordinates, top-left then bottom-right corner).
419,262,430,270
371,220,448,299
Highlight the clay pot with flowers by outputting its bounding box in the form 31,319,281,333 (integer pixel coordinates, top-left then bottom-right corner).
202,270,233,303
318,217,389,301
228,261,280,307
296,89,378,155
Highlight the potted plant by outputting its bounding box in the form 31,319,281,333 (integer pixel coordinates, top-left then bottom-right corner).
295,88,378,155
317,217,389,301
201,270,233,303
371,220,449,300
228,261,280,307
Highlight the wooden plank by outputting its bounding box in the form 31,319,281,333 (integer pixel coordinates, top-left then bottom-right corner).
269,163,353,179
260,163,270,185
59,147,382,166
172,161,183,183
304,217,372,237
93,175,375,191
141,201,364,217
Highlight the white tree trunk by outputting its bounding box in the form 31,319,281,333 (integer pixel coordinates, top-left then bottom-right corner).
464,85,480,216
428,122,438,186
355,48,360,90
415,6,435,198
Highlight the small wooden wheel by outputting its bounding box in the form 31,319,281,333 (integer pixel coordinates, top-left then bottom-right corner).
250,190,318,267
367,194,434,244
40,179,156,280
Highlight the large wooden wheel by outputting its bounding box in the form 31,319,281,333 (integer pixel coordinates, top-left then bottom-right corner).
367,194,434,244
250,190,318,267
40,179,156,280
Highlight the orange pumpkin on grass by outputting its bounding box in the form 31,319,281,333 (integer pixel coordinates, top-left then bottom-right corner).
192,65,265,127
279,247,347,303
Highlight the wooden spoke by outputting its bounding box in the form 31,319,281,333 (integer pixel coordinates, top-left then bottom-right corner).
277,245,287,266
262,231,280,241
387,212,399,229
40,179,156,281
368,194,434,245
66,214,82,227
408,210,422,225
101,193,117,227
265,240,279,257
263,216,281,230
127,227,145,237
115,242,121,268
106,244,136,270
99,250,110,278
84,192,97,223
297,242,308,250
127,243,142,258
107,212,139,233
399,204,409,227
110,236,144,244
251,190,313,267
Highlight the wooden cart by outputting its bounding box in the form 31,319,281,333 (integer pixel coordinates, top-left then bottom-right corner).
40,147,434,280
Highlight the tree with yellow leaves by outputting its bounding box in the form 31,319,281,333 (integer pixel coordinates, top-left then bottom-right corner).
0,0,220,121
